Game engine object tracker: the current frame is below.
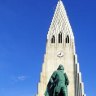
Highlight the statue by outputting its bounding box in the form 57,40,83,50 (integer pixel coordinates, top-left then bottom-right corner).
44,64,69,96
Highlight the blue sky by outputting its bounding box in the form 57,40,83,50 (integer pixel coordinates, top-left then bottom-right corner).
0,0,96,96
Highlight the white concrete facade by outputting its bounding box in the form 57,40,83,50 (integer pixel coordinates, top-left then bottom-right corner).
36,1,85,96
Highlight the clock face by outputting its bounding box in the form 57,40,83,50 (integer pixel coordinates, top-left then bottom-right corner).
57,51,64,58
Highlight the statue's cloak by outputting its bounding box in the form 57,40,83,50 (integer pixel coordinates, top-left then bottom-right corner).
44,79,55,96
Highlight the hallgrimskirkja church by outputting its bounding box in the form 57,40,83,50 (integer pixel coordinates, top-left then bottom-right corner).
36,0,86,96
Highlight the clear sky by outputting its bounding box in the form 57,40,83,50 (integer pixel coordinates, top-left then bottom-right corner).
0,0,96,96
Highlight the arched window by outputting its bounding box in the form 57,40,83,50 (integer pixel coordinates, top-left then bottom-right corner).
51,35,55,43
58,32,62,43
66,35,69,43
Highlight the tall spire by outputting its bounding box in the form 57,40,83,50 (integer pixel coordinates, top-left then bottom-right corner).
37,0,86,96
47,0,74,41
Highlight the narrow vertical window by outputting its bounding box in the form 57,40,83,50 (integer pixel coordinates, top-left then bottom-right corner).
58,33,60,43
51,35,55,43
58,32,62,43
66,35,69,43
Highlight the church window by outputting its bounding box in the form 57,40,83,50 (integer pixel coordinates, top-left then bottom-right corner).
66,35,69,43
58,32,62,43
51,35,55,43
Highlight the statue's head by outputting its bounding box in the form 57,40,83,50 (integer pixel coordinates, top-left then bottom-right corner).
57,64,64,70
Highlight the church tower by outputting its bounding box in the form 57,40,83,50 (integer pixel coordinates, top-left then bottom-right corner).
37,0,86,96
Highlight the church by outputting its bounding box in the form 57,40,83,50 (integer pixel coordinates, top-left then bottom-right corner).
37,0,86,96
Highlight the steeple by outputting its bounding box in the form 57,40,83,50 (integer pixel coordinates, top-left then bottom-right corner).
47,0,75,52
47,0,74,38
37,0,86,96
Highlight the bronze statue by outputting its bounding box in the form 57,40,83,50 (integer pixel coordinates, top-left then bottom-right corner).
44,64,69,96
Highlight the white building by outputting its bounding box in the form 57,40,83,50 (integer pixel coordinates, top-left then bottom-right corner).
37,0,86,96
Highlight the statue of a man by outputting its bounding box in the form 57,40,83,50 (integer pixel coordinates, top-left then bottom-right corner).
45,64,69,96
